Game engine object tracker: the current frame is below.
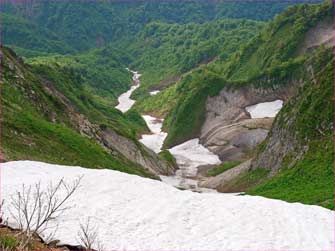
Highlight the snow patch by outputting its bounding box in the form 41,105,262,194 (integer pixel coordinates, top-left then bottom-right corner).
150,90,160,96
3,161,334,250
139,115,167,153
115,69,141,113
246,100,283,118
162,139,221,192
169,139,221,177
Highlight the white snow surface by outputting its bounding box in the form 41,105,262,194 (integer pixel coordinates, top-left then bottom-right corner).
3,161,334,250
169,139,221,177
139,115,167,153
115,70,141,113
161,139,221,192
149,90,160,96
246,99,283,118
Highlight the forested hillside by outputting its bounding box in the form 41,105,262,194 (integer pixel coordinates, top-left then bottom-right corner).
1,1,317,56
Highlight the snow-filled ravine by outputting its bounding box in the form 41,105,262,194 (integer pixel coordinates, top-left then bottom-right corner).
117,70,222,191
246,99,283,118
162,139,221,192
3,161,334,250
115,69,141,113
139,115,167,153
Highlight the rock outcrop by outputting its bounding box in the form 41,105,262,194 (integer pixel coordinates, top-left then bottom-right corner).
99,128,175,176
200,84,297,162
199,160,252,192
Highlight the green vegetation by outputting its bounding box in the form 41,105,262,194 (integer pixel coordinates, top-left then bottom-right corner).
126,19,263,99
2,47,153,178
0,1,304,56
247,47,334,209
207,161,241,177
158,1,333,148
28,46,132,102
248,138,334,209
159,150,178,170
0,235,18,250
221,1,333,81
223,168,270,192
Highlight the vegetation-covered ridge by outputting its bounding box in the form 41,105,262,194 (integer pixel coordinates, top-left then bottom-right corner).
126,19,263,99
150,0,333,148
247,46,334,209
1,47,154,178
0,1,317,56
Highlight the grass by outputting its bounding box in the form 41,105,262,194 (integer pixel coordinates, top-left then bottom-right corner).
2,47,155,179
248,138,334,209
159,150,178,169
0,235,18,250
207,161,241,176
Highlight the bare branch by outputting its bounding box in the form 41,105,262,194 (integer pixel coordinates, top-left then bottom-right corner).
8,176,83,249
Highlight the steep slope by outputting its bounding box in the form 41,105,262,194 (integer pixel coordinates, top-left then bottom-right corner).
1,47,174,178
28,46,133,104
246,47,334,209
195,2,333,208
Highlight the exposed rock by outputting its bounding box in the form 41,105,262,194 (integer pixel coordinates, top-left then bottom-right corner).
99,128,174,176
199,159,252,191
200,85,297,162
298,19,334,55
202,118,272,161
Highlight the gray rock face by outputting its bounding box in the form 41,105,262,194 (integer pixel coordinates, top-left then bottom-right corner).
250,117,299,172
200,85,296,162
202,118,272,161
199,160,252,191
99,128,175,176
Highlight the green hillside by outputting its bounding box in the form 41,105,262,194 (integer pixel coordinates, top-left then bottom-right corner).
155,1,333,148
1,47,152,178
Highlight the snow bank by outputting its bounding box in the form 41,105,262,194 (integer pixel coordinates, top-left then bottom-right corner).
140,115,167,153
2,161,333,250
161,139,221,192
115,70,141,113
246,100,283,118
169,139,221,177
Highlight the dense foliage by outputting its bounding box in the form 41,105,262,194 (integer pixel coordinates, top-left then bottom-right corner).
126,19,263,99
28,46,133,103
0,1,312,55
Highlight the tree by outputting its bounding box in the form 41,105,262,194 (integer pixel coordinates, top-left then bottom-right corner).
8,176,83,249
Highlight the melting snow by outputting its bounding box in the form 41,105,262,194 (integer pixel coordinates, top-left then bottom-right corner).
169,139,221,177
115,70,141,113
139,115,167,153
2,161,334,250
246,100,283,118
